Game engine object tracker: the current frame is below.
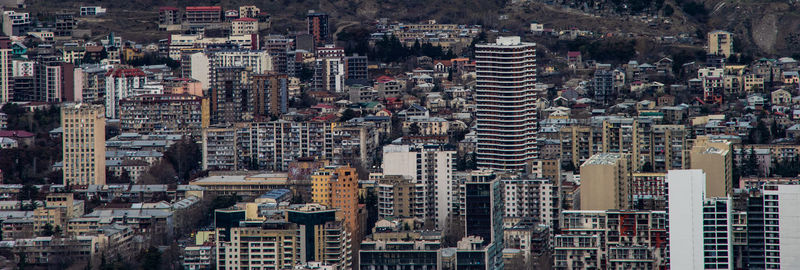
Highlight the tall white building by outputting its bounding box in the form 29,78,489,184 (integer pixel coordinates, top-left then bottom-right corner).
190,49,272,90
667,169,732,270
381,144,455,229
758,184,800,269
475,36,537,171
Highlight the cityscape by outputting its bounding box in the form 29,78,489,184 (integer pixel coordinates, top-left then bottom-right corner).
0,0,799,269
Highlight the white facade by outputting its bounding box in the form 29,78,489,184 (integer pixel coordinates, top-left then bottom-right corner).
191,50,272,90
475,36,537,171
763,184,800,269
12,59,34,77
382,144,455,229
667,169,732,270
667,169,706,270
104,71,147,119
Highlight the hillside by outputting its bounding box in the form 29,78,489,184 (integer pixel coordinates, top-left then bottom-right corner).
24,0,800,57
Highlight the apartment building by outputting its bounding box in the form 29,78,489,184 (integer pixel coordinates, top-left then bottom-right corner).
579,153,632,211
382,144,456,230
104,68,147,119
553,210,668,269
690,136,733,198
232,17,258,35
307,11,329,44
185,6,222,24
667,169,733,270
202,127,237,171
118,94,204,137
501,178,558,228
376,175,425,220
475,36,538,172
62,103,106,186
708,30,733,58
311,166,359,234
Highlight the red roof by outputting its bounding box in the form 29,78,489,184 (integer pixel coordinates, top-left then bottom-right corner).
376,75,395,83
105,68,146,78
186,6,222,12
234,17,257,22
567,51,581,57
159,6,179,11
0,130,34,138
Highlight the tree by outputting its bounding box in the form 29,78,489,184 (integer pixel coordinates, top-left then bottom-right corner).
164,139,201,182
18,184,39,201
340,109,357,122
138,160,177,185
746,147,759,177
42,223,55,236
408,123,421,136
663,4,674,16
141,246,162,270
211,194,240,210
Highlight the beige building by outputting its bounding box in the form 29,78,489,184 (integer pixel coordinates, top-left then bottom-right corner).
61,103,106,186
33,193,84,233
771,89,792,105
580,153,632,211
376,175,425,220
689,136,733,198
231,17,258,35
216,223,299,270
189,172,290,198
708,30,733,58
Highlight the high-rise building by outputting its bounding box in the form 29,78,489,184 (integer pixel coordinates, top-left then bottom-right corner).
382,144,455,229
690,136,733,198
579,153,632,211
252,72,288,119
0,38,10,104
593,69,615,105
118,94,204,137
667,169,733,270
104,68,147,119
376,175,425,220
745,184,800,269
313,57,344,92
202,127,237,171
287,204,352,268
475,36,537,172
501,177,558,227
311,166,359,233
307,11,329,45
61,103,106,186
708,30,733,58
464,178,504,269
216,221,300,269
209,67,251,123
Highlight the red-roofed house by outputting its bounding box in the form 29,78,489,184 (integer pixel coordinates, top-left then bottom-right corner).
185,6,222,24
567,51,582,69
0,130,34,147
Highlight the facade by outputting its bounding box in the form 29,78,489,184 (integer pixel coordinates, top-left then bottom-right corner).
232,17,259,35
61,103,106,186
690,136,733,198
216,221,299,270
185,6,222,24
667,169,733,270
202,127,237,170
104,68,148,119
708,30,733,58
313,57,345,92
382,144,455,229
463,179,504,270
252,72,288,119
745,185,800,269
501,178,557,227
579,153,632,211
376,175,425,220
475,36,537,171
344,54,368,82
553,210,668,269
593,69,615,105
307,11,330,44
209,67,251,124
118,94,203,136
311,166,359,234
286,205,352,267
